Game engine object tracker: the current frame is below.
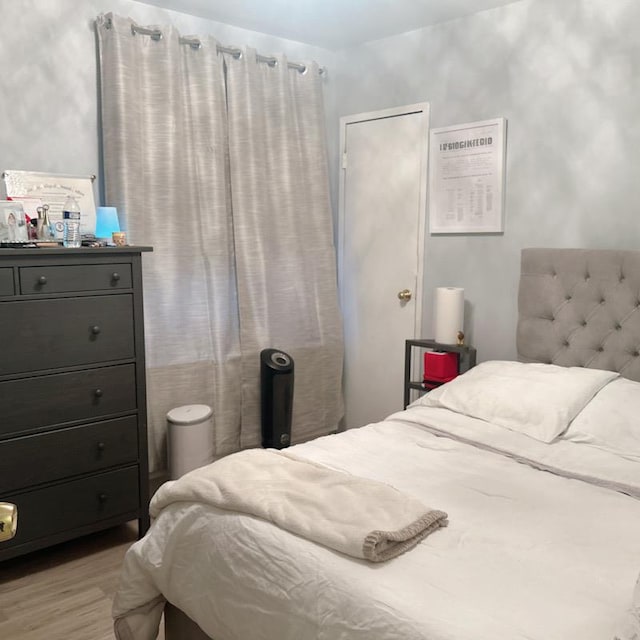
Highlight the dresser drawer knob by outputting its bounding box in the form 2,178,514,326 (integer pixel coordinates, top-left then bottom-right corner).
38,275,47,285
91,325,101,335
111,272,121,282
94,388,104,398
98,493,108,503
97,441,106,452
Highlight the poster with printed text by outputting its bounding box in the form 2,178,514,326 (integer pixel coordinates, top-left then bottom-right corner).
429,118,506,234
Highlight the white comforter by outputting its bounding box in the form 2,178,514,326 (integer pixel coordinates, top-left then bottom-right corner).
114,405,640,640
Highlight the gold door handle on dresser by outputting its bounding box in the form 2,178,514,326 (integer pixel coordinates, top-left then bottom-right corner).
0,503,18,543
397,289,412,301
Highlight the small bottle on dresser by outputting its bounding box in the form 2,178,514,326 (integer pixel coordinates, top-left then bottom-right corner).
62,195,81,248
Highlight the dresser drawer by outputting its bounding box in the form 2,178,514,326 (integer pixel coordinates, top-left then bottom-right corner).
0,416,139,493
0,294,134,376
0,267,13,296
0,364,137,438
19,263,132,294
0,466,140,552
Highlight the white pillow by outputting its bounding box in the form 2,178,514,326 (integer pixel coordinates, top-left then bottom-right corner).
563,377,640,460
416,360,619,443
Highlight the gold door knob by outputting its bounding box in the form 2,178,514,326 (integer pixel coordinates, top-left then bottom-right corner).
0,503,18,543
397,289,412,301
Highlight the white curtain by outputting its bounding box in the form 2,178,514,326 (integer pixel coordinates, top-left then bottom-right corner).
96,14,343,471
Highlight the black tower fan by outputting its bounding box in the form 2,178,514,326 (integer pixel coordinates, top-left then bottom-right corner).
260,348,294,449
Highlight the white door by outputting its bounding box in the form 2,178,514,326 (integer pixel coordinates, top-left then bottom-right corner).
338,104,429,429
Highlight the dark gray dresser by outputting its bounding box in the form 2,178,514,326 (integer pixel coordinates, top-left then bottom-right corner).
0,246,152,561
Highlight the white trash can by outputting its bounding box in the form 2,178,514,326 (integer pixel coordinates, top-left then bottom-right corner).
167,404,214,480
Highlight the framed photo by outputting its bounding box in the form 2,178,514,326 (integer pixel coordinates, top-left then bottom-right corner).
429,117,507,234
0,200,29,243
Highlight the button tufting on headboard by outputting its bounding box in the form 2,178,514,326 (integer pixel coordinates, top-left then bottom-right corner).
517,248,640,382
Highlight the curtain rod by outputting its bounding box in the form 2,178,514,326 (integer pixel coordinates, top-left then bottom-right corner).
113,20,325,76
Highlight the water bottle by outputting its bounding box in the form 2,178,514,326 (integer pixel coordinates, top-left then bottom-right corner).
62,195,81,248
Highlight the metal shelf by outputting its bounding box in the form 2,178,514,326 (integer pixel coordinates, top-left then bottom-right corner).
403,339,477,408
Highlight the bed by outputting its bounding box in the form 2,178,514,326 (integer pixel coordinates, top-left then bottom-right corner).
113,248,640,640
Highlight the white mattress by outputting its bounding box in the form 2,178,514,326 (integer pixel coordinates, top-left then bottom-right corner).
114,406,640,640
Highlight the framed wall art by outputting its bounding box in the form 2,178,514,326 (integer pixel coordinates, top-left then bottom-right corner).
429,117,507,234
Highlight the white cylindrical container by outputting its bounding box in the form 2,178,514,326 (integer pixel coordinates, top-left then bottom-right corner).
434,287,465,344
167,404,214,480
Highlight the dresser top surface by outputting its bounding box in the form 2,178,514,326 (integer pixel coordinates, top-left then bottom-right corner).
0,246,152,257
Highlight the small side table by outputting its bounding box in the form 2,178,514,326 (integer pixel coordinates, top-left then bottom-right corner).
403,339,477,408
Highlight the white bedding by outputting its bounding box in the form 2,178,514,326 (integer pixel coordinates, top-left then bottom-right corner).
114,393,640,640
418,360,619,442
564,377,640,461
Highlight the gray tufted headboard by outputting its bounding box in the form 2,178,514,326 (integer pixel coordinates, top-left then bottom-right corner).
517,248,640,382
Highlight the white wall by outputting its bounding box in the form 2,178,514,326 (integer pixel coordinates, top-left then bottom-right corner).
3,0,639,365
332,0,640,361
0,0,337,203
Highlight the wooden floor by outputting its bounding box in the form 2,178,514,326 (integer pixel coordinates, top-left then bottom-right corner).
0,522,165,640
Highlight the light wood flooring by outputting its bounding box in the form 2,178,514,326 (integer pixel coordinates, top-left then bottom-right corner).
0,522,165,640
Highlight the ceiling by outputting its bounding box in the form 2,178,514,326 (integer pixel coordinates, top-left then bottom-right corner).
135,0,524,50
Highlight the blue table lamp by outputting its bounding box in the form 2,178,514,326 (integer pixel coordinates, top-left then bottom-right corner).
95,206,121,240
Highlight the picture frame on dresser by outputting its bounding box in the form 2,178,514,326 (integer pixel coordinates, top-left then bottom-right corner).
0,201,29,243
0,245,152,562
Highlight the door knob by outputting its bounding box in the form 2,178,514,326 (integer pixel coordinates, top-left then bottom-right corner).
0,503,18,543
397,289,412,301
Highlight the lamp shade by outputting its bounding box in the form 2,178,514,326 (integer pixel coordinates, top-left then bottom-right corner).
95,206,120,239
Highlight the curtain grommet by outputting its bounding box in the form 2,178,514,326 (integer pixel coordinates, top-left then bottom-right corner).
131,23,163,41
179,37,202,50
